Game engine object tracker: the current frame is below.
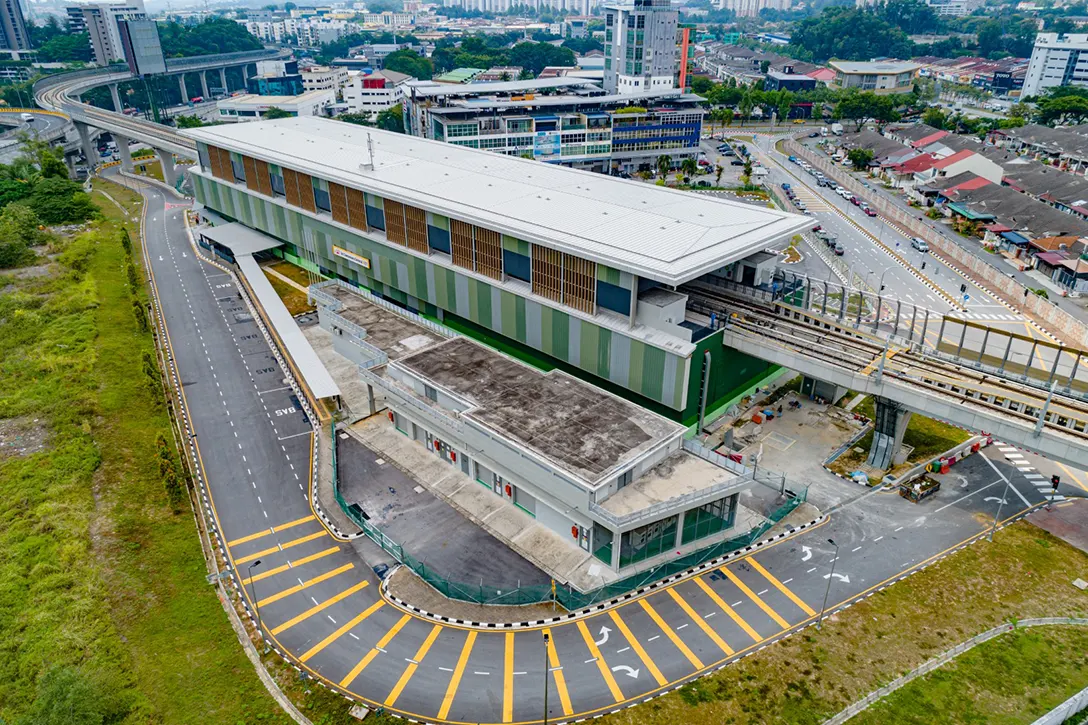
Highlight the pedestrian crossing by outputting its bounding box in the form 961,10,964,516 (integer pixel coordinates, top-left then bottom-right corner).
790,185,831,212
998,447,1065,502
954,312,1021,322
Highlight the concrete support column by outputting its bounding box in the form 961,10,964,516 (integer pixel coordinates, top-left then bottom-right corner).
241,64,250,84
155,147,177,187
219,67,228,93
178,74,188,103
65,153,77,179
200,71,209,99
74,121,97,164
114,133,133,173
866,397,912,470
109,83,122,112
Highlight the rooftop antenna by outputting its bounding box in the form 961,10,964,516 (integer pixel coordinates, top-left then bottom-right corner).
362,132,375,171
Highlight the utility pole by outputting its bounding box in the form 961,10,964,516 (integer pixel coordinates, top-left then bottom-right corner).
816,538,838,631
542,631,550,725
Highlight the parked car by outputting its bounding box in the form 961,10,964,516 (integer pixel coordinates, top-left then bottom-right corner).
850,196,861,206
833,241,845,255
731,159,744,166
911,237,929,252
781,182,792,190
864,207,877,217
788,155,797,163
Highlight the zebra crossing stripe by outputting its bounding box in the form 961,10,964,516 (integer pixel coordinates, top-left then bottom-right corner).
1024,474,1045,479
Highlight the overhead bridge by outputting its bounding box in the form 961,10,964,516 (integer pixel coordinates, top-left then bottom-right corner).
34,50,287,180
684,277,1088,470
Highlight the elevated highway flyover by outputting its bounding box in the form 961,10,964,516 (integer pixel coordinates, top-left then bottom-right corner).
685,274,1088,471
34,50,285,183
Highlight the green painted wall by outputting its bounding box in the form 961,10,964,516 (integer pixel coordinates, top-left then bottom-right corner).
684,328,775,426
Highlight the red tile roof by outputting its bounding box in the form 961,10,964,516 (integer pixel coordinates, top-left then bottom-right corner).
910,130,949,148
931,149,975,170
945,176,991,193
892,153,938,173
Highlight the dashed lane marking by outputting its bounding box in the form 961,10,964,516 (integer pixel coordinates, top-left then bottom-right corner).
720,566,790,629
638,599,704,670
385,624,443,707
608,609,667,686
235,530,328,565
694,577,762,643
747,558,818,617
300,600,385,663
666,588,733,655
270,580,370,636
256,562,355,607
577,619,625,702
437,631,476,720
338,613,411,688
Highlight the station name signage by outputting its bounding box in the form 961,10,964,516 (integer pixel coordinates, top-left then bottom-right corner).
332,245,370,269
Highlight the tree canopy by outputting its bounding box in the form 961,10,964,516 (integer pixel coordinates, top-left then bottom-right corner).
382,49,435,80
158,18,263,57
789,7,914,62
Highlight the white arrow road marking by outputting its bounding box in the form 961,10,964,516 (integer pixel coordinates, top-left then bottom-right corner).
984,497,1007,504
595,625,611,646
611,665,640,679
801,545,812,562
823,573,851,584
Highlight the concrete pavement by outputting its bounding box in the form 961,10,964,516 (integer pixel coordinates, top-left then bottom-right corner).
124,168,1074,725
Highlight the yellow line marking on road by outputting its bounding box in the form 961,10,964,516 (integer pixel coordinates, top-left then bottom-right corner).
748,559,818,617
639,599,703,670
608,609,666,686
270,580,369,636
241,546,339,585
503,632,515,722
721,566,790,629
339,613,410,688
577,620,624,702
1057,463,1088,494
438,631,476,721
257,562,355,607
385,624,442,707
227,514,316,547
666,588,733,655
694,576,762,643
300,600,385,663
235,530,327,565
543,628,573,716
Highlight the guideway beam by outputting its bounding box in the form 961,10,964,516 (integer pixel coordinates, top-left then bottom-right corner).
867,397,912,470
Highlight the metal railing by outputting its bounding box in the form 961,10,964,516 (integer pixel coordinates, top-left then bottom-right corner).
310,279,457,339
358,365,466,435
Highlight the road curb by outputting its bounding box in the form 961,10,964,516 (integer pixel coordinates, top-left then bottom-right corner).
378,514,829,629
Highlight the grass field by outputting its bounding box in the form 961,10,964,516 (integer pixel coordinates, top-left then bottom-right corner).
132,158,165,183
599,521,1088,725
852,624,1088,724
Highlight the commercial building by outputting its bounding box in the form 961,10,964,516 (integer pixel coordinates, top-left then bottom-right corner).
342,69,410,115
1022,33,1088,98
0,0,28,51
301,64,349,93
184,117,808,423
215,90,334,122
716,0,791,18
603,0,679,94
924,0,983,15
67,0,146,65
401,77,705,173
829,60,920,94
764,66,817,92
246,59,304,96
118,17,165,76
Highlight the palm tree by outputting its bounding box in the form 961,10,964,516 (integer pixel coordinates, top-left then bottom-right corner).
681,157,699,180
656,154,671,179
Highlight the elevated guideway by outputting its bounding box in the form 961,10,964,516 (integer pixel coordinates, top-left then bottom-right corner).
684,274,1088,470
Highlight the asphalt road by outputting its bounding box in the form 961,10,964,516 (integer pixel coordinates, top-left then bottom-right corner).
121,168,1083,723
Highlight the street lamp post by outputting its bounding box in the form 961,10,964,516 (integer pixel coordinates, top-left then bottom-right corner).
247,560,263,645
816,538,839,630
542,631,550,725
981,452,1012,541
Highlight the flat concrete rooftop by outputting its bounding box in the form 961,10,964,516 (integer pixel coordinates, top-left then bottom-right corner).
325,285,445,361
396,336,683,488
596,451,738,517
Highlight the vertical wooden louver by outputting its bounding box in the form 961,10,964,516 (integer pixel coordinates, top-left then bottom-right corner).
295,171,317,213
282,168,301,207
253,158,272,196
329,182,350,226
450,220,474,270
345,187,368,232
405,205,429,255
531,245,563,303
474,227,502,281
242,155,260,192
562,254,596,314
384,199,407,246
207,145,230,182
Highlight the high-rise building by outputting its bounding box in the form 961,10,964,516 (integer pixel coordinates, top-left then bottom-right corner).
0,0,30,51
1022,33,1088,98
67,0,147,65
717,0,790,17
603,0,679,94
118,18,165,75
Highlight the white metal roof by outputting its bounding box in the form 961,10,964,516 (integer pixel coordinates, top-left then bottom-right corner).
829,60,921,74
405,77,599,98
183,117,811,285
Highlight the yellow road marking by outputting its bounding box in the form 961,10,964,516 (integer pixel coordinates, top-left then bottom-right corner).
748,559,817,617
235,530,327,565
576,620,624,702
242,546,340,585
503,632,515,722
694,576,762,643
257,563,355,607
543,628,573,716
608,610,666,686
1057,463,1088,494
638,599,703,670
270,580,369,636
438,631,476,720
227,514,316,547
339,613,411,688
666,588,734,655
720,566,790,629
300,600,385,663
385,624,442,707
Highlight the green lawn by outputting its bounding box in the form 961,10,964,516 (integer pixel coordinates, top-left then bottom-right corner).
599,522,1088,725
852,625,1088,725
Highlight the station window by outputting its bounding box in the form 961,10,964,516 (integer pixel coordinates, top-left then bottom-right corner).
365,192,386,230
312,177,331,214
268,163,285,197
620,515,677,568
229,152,246,183
680,495,737,545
